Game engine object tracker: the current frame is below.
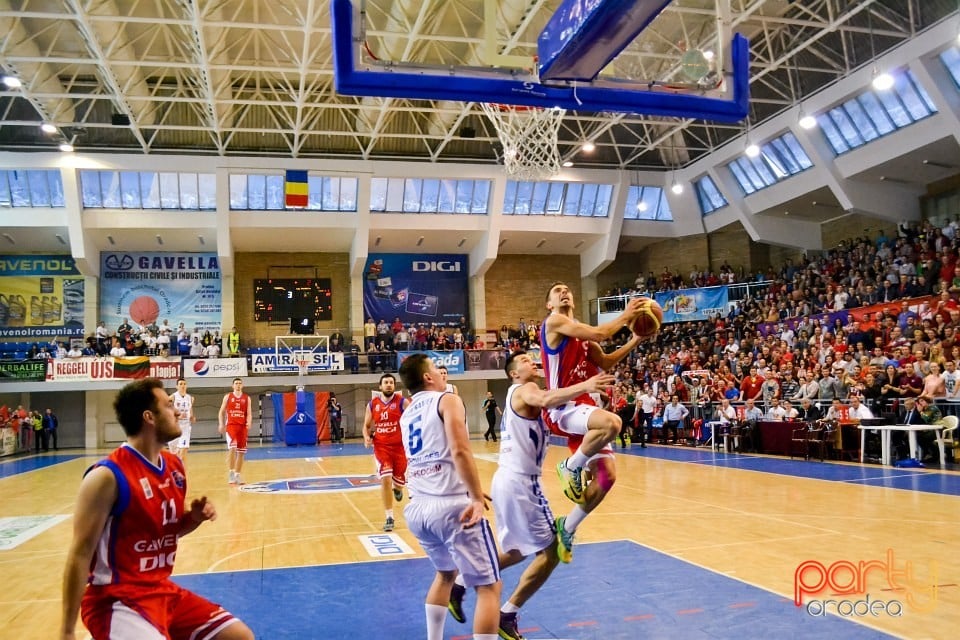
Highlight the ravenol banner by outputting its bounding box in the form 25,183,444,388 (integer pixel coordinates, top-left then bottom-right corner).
0,255,84,339
100,253,221,333
362,254,468,327
398,350,465,375
655,286,729,324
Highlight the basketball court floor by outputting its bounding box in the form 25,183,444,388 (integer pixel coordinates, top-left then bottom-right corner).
2,439,957,639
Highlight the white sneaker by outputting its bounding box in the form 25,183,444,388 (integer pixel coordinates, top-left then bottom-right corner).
228,470,237,484
234,473,242,485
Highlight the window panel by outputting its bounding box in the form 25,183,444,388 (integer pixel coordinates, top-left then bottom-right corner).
100,171,121,208
942,47,960,87
80,171,102,208
230,174,249,209
0,171,10,207
320,177,340,211
453,180,473,213
578,183,598,216
562,183,581,215
546,183,564,213
514,181,533,214
403,179,422,212
531,182,550,214
179,173,199,209
842,101,879,142
158,172,180,209
502,179,517,213
768,140,799,175
895,73,935,120
339,177,358,211
829,108,865,148
875,89,911,127
694,175,727,217
27,170,50,206
48,170,64,207
140,173,160,209
594,184,613,217
246,174,266,209
198,174,216,209
729,161,756,195
118,171,140,208
306,175,324,210
857,94,895,135
438,179,456,212
655,189,672,221
369,177,387,211
385,177,405,212
9,170,30,207
782,132,813,169
265,175,284,210
470,180,489,213
421,179,440,213
816,115,848,154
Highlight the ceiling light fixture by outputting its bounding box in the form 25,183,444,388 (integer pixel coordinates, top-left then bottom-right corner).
871,68,894,91
745,139,760,158
798,105,817,130
671,179,684,195
55,234,66,245
40,123,57,134
562,161,574,167
1,75,22,89
416,236,424,247
581,141,595,153
703,50,715,61
58,143,74,152
107,235,115,245
536,239,546,248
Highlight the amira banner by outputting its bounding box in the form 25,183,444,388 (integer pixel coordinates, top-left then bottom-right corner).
99,252,221,334
654,286,729,324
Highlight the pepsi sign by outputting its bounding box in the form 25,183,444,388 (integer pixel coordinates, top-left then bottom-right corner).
183,357,249,378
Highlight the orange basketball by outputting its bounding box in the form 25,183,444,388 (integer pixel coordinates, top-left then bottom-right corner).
129,295,160,326
630,298,663,337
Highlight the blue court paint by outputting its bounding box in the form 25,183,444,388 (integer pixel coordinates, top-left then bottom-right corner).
242,443,368,460
174,541,894,640
0,454,83,478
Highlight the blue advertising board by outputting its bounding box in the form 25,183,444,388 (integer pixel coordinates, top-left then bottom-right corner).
363,254,468,327
100,252,222,333
654,286,729,324
397,350,465,374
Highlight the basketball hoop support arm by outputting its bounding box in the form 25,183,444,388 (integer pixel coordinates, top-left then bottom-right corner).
331,0,749,122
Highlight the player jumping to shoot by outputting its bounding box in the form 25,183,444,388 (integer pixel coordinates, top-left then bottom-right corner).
541,282,646,562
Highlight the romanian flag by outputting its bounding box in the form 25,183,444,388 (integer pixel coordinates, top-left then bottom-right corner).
113,356,151,379
285,170,308,208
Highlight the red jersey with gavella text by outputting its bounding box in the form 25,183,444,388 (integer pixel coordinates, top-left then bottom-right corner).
224,392,249,426
370,393,404,447
540,318,600,406
86,444,187,588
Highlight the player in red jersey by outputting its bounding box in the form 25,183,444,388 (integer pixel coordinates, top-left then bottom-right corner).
60,378,253,640
218,378,252,485
541,282,645,563
363,373,411,532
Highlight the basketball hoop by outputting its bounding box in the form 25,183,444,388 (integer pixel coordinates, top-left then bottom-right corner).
296,357,310,391
480,103,565,181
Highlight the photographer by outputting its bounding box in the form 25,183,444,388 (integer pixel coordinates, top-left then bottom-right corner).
328,393,343,444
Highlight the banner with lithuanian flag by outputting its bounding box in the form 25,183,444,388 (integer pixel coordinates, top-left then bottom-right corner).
113,356,151,379
285,170,309,208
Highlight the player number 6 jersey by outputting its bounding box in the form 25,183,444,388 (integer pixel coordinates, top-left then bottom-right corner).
400,390,467,498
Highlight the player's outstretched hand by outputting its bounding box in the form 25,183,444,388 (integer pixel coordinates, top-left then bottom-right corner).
623,297,646,321
187,496,217,524
459,499,486,528
363,435,373,448
584,373,616,394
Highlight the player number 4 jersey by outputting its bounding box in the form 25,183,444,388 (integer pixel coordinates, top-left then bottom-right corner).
498,384,549,475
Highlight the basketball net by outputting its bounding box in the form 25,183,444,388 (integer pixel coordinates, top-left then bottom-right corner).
480,103,565,181
296,355,310,391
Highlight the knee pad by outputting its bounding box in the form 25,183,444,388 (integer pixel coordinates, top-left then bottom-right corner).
595,463,615,492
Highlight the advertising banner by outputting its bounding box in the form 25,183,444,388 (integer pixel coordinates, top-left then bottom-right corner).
0,255,84,339
464,349,509,372
99,252,221,334
183,357,248,379
249,351,344,373
45,357,181,381
0,360,47,381
397,350,465,374
756,295,935,337
654,286,729,324
362,254,468,327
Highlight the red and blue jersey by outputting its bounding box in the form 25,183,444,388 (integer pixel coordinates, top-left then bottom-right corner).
86,444,187,588
540,317,599,406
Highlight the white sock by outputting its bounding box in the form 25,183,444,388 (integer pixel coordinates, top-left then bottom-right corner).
425,604,446,640
454,574,466,588
564,505,587,534
501,601,520,614
566,449,590,470
386,509,394,519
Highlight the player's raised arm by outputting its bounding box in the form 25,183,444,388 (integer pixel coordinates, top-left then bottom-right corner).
516,371,616,412
586,337,644,372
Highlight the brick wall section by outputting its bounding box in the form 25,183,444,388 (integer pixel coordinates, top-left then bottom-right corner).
483,254,581,331
234,253,351,349
768,244,805,271
706,222,754,275
821,214,897,250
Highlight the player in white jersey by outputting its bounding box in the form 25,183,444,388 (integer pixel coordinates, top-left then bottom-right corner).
447,351,614,639
439,365,459,395
398,353,501,640
168,377,195,460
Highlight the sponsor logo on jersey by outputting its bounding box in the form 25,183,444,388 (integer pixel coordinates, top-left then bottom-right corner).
139,477,154,499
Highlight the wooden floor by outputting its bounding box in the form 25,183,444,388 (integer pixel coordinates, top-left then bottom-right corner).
2,440,958,639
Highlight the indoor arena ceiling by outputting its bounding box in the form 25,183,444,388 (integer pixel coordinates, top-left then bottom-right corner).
0,0,957,169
